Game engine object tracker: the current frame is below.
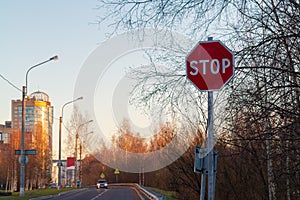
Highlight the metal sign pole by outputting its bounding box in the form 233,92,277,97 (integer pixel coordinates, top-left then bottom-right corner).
207,36,215,200
208,91,214,200
188,36,233,200
200,172,206,200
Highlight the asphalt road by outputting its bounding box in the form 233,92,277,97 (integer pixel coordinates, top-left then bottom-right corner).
38,186,141,200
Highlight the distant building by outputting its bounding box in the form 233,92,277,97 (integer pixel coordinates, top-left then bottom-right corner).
0,122,12,190
12,91,53,132
52,159,80,187
11,91,53,153
52,160,67,184
0,121,11,144
11,91,54,188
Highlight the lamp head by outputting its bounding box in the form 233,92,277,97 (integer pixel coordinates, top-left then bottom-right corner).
50,55,59,61
77,96,83,101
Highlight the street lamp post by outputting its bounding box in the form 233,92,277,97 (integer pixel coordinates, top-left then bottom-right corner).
74,120,93,188
58,97,83,188
20,55,58,197
79,131,93,187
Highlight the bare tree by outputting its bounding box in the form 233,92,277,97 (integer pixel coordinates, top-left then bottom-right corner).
95,0,300,199
64,106,92,158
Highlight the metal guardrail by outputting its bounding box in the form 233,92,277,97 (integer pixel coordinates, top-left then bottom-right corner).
110,183,165,200
136,184,166,200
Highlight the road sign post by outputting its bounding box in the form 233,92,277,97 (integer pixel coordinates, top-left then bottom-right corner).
208,91,214,200
114,169,120,183
194,146,218,200
187,37,234,200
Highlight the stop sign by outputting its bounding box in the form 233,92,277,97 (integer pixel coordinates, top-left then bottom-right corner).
186,40,234,91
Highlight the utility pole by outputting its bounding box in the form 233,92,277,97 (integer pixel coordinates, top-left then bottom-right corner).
74,120,92,188
58,97,83,187
20,56,58,196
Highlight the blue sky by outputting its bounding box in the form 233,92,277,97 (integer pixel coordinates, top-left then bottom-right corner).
0,1,228,172
0,0,105,157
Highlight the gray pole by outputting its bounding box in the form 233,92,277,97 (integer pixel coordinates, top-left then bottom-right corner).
58,97,82,188
58,116,62,187
74,120,92,188
79,143,82,188
200,173,206,200
208,91,214,200
20,86,26,197
75,130,78,188
20,55,58,197
207,35,215,200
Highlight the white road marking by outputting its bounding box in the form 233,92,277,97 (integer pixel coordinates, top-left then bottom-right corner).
90,189,108,200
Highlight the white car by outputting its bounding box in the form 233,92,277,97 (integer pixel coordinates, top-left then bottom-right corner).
96,179,108,189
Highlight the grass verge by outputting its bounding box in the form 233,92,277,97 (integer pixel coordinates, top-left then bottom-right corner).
0,187,76,200
147,187,179,200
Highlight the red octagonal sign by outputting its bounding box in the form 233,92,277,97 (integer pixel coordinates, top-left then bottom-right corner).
186,40,234,91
